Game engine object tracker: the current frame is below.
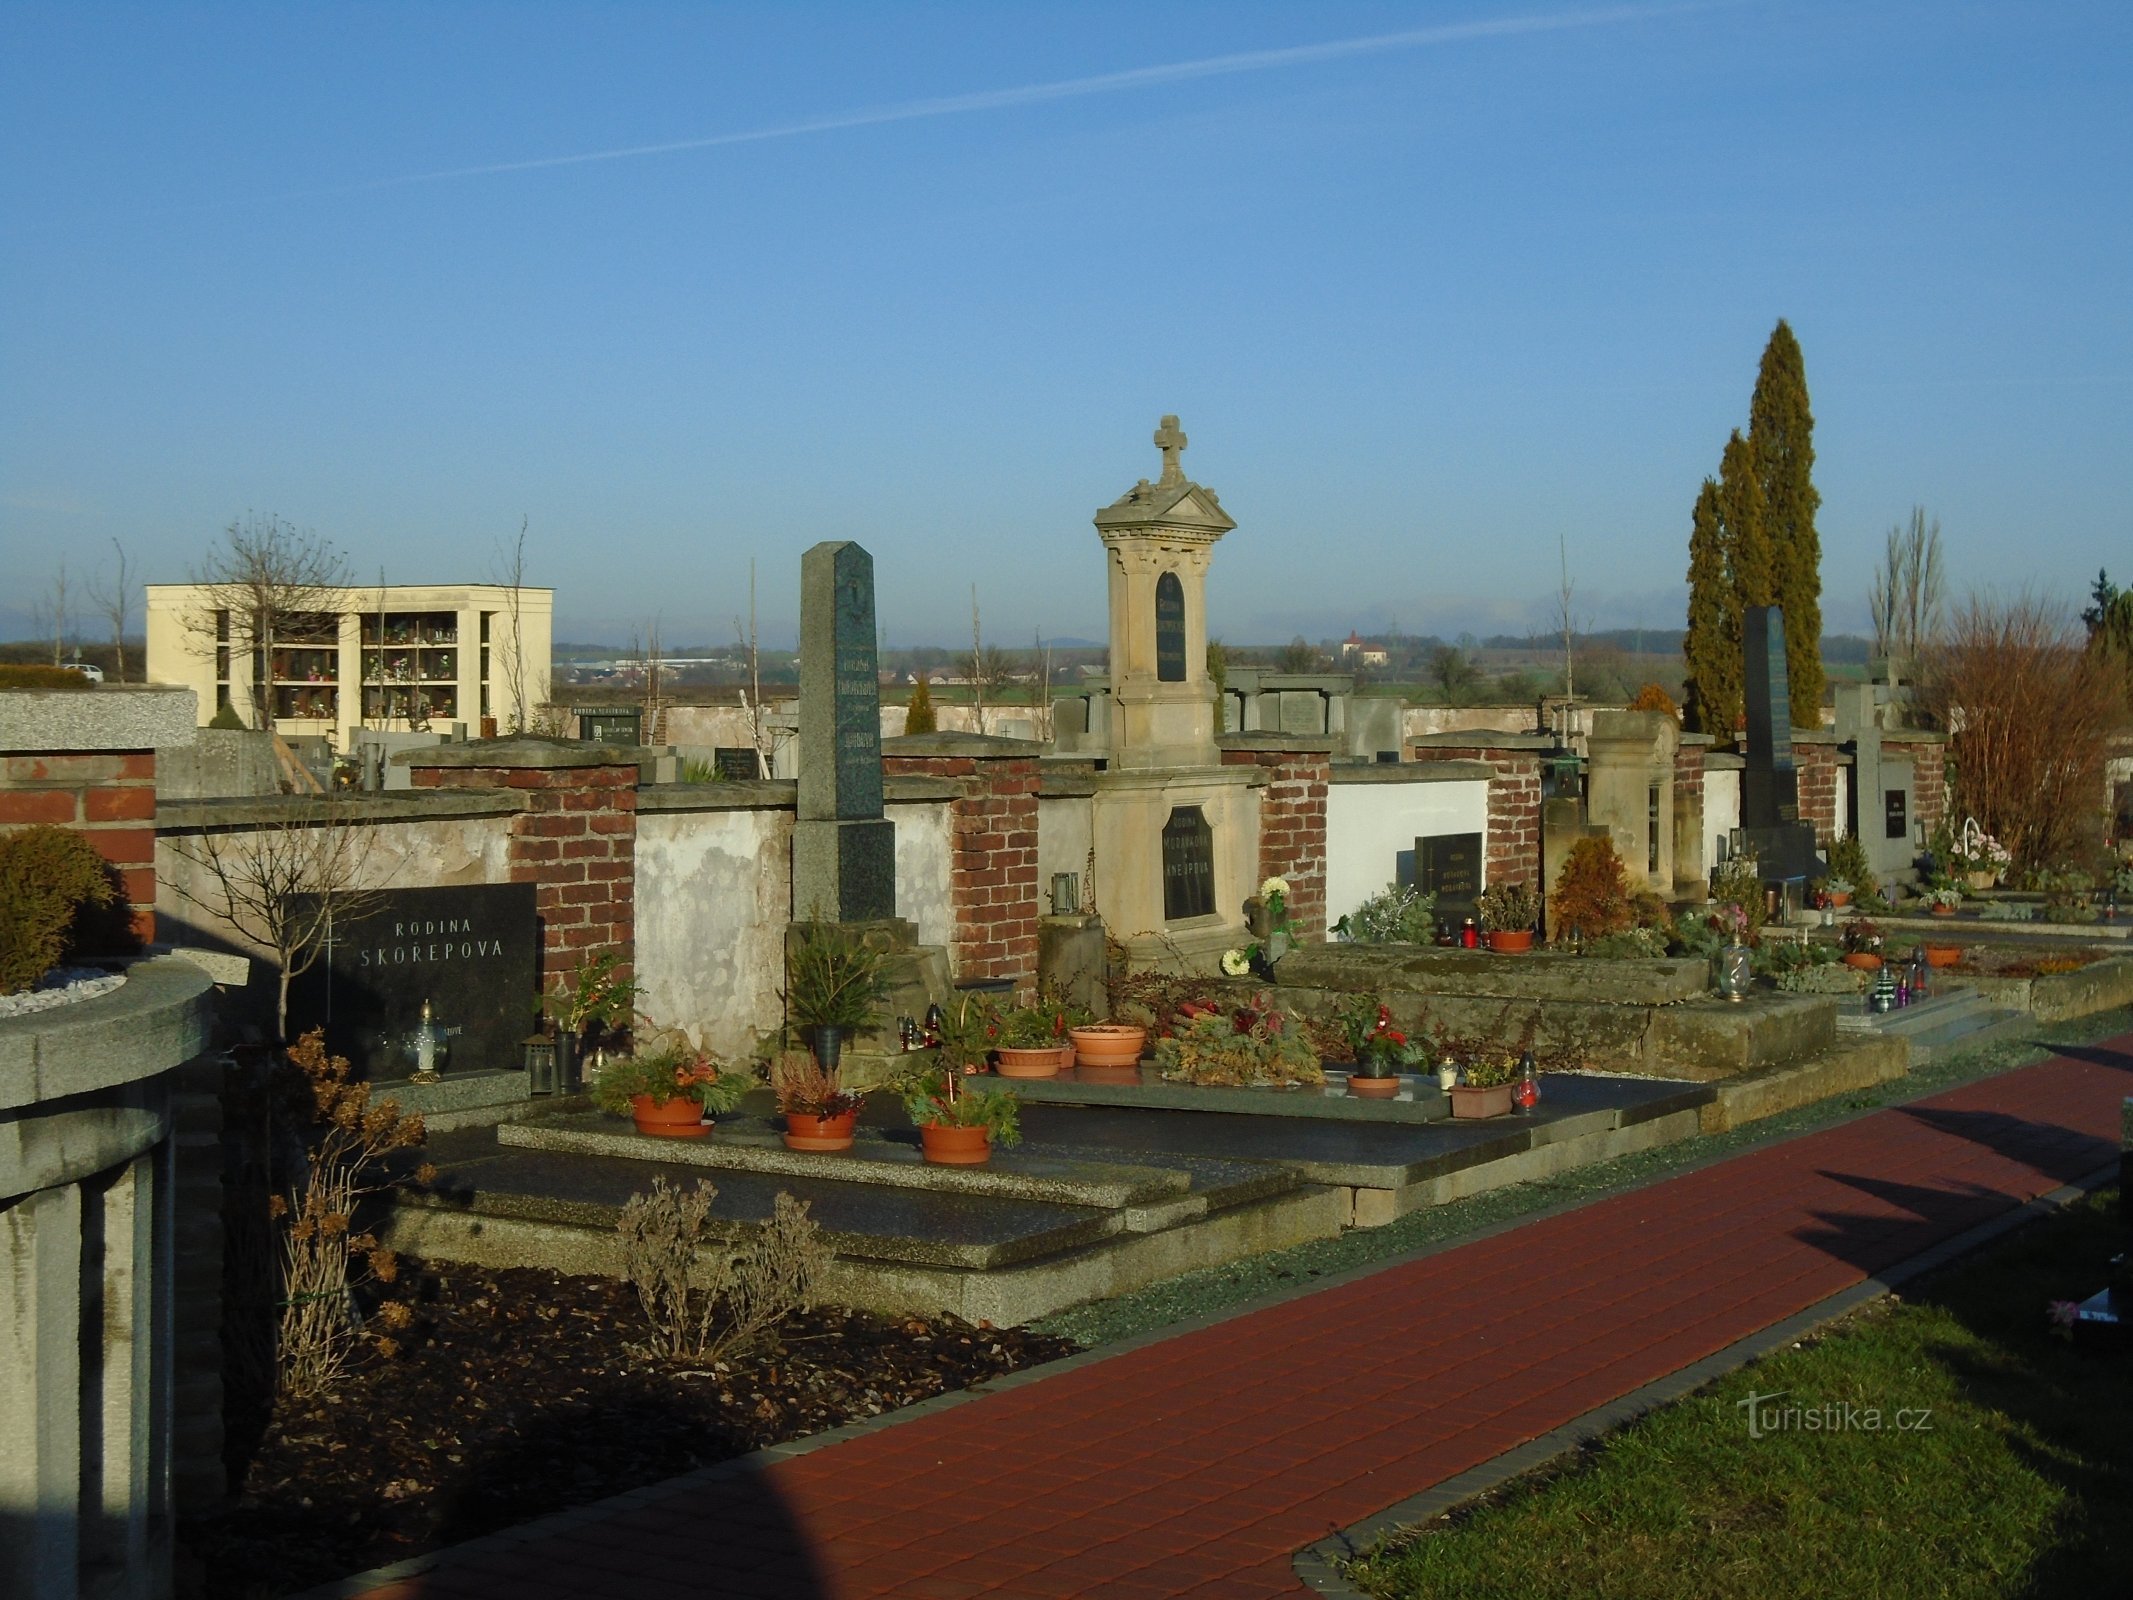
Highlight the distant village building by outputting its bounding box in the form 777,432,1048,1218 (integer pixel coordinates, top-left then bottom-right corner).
1340,631,1390,668
144,581,552,748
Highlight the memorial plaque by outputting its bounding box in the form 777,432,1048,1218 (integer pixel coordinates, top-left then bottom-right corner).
1884,788,1909,842
798,541,884,823
286,882,538,1081
1740,605,1799,829
1161,806,1215,920
1155,571,1187,683
1418,831,1482,920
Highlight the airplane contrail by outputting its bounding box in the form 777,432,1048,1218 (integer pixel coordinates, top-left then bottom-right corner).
252,2,1721,205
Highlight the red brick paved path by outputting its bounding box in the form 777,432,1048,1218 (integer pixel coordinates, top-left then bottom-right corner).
352,1039,2132,1600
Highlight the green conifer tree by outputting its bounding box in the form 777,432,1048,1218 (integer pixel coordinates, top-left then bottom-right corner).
1748,319,1824,725
904,673,937,735
1682,479,1739,738
1716,429,1771,609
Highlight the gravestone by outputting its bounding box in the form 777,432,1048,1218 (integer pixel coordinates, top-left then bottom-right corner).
1155,571,1187,682
794,541,897,921
1737,606,1823,883
1417,831,1482,923
1161,806,1215,920
286,882,538,1080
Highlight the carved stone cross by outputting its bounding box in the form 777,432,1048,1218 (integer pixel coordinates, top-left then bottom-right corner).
1153,414,1187,486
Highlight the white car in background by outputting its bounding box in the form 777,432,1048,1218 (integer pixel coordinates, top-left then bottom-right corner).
63,660,104,684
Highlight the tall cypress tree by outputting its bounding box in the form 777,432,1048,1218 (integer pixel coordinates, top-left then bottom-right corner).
1716,428,1771,609
1748,319,1824,725
1682,478,1739,738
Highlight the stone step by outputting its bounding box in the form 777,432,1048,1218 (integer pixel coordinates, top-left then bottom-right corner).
1834,988,1993,1035
1700,1034,1910,1134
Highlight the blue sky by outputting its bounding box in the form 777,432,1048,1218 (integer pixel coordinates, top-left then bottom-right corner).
3,1,2128,649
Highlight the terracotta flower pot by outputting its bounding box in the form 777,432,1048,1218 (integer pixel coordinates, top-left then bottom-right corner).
919,1123,992,1165
1842,952,1883,971
1448,1082,1515,1119
1930,905,1957,917
1923,944,1963,968
1485,929,1534,954
994,1046,1064,1079
1070,1024,1146,1069
630,1094,709,1138
1828,891,1853,908
1348,1073,1401,1099
782,1110,856,1152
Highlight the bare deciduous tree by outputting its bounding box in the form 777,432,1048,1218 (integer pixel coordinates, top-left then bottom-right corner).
86,539,132,680
167,803,381,1040
1869,507,1945,675
491,517,531,733
1920,593,2123,871
189,513,350,731
733,558,788,778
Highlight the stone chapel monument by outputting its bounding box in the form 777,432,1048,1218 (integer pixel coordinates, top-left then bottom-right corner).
1085,416,1258,968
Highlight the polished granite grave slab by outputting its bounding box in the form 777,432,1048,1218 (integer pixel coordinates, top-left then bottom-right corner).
1003,1064,1450,1123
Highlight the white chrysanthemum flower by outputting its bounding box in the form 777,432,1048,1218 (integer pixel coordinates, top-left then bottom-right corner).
1260,876,1290,901
1220,949,1252,977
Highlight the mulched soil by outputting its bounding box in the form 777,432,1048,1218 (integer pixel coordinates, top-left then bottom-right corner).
1948,945,2110,978
176,1261,1078,1599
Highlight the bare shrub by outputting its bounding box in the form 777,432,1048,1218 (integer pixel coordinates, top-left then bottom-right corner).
1920,594,2123,870
274,1031,432,1398
618,1178,829,1362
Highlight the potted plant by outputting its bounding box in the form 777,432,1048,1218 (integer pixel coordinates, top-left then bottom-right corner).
769,1046,865,1152
592,1042,750,1138
1069,1014,1149,1071
1925,884,1963,915
1841,916,1884,970
786,922,891,1073
541,950,637,1092
995,996,1089,1077
1821,876,1855,908
1476,879,1541,954
1335,997,1420,1099
898,1063,1020,1165
1447,1051,1520,1119
932,990,1001,1076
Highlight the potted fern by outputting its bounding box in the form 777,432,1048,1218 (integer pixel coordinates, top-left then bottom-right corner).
592,1042,751,1138
786,922,890,1073
897,1063,1021,1165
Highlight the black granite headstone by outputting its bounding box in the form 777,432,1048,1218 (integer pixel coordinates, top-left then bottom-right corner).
286,882,538,1081
1738,605,1823,882
1155,571,1187,683
795,540,896,921
1161,806,1215,920
1417,831,1482,921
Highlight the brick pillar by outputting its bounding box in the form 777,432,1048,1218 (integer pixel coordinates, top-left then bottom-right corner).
0,749,160,943
1218,735,1331,944
882,734,1041,983
1409,744,1544,886
1909,739,1948,841
1796,741,1842,845
404,743,638,993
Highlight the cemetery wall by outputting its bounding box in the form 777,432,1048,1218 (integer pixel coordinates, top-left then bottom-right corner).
882,739,1044,983
1407,738,1547,887
1218,736,1333,943
1703,759,1743,875
1323,765,1491,927
1403,704,1594,741
1037,771,1097,909
1899,735,1948,842
1795,734,1848,845
1,686,199,946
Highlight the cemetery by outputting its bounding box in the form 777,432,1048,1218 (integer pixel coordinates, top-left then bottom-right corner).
5,416,2130,1598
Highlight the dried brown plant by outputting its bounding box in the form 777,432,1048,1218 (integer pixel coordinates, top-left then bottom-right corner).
618,1178,830,1363
1920,594,2124,870
274,1030,432,1397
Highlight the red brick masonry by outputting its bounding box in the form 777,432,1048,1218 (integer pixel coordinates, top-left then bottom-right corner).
1,749,159,942
1218,743,1330,944
407,755,638,992
882,749,1041,983
1408,744,1543,887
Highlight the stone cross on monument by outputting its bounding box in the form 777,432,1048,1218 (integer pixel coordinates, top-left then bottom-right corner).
1154,415,1188,487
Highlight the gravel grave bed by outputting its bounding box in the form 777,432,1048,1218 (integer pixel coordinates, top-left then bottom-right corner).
177,1261,1079,1599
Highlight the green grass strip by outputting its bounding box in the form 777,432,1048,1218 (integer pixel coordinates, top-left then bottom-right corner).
1344,1190,2130,1598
